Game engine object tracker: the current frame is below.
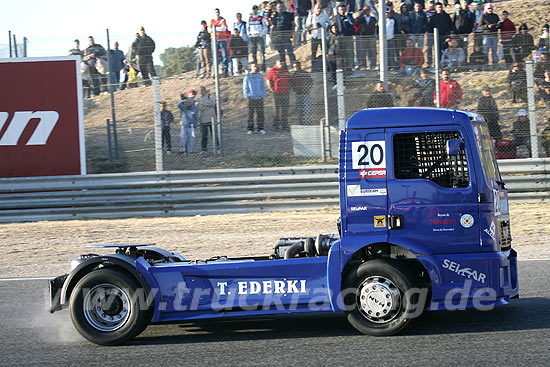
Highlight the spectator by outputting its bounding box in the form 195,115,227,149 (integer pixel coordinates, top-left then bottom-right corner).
233,13,249,43
160,101,174,154
479,3,500,66
396,3,411,54
229,28,248,75
512,109,530,151
290,0,311,46
477,86,502,140
440,39,465,70
472,0,485,48
195,21,212,79
177,92,199,155
306,3,331,64
435,69,462,108
534,52,550,84
385,9,398,69
243,63,267,134
512,24,535,62
508,62,527,103
248,5,268,72
131,27,156,86
469,45,488,70
408,2,428,49
267,60,291,131
500,11,516,66
367,81,394,108
83,36,107,96
542,117,550,157
196,86,218,154
415,68,436,106
290,61,313,125
210,8,230,77
271,2,296,66
327,25,344,83
453,1,474,53
352,5,377,71
333,4,356,73
538,24,550,52
399,38,424,76
429,2,455,63
539,70,550,110
68,39,83,56
109,42,125,89
425,0,436,67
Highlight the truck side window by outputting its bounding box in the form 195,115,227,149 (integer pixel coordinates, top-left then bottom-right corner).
393,131,469,188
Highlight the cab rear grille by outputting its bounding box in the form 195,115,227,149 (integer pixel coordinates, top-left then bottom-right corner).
499,220,512,251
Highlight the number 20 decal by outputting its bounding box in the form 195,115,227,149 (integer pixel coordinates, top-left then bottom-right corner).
352,141,386,177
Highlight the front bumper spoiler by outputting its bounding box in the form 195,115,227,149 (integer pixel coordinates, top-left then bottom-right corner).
48,274,68,313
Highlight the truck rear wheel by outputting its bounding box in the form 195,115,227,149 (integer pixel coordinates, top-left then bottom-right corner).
344,259,422,336
69,268,150,345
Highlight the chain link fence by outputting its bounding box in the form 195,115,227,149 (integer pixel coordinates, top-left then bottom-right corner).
78,28,550,173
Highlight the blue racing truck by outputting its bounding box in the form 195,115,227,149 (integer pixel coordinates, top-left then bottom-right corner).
49,108,518,345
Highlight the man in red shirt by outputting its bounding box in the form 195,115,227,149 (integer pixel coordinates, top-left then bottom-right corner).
500,10,516,66
267,60,291,131
209,8,230,77
399,39,424,76
435,70,462,108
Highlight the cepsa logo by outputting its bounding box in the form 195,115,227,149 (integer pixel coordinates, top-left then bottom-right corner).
0,111,59,146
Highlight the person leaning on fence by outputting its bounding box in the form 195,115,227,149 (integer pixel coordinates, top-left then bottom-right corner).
196,86,218,154
243,63,267,134
440,39,465,71
508,62,527,103
131,27,156,86
267,60,291,131
290,61,313,125
83,36,107,96
160,101,174,154
229,28,248,75
195,21,212,79
367,81,394,108
177,92,199,155
512,24,535,63
477,86,502,141
333,4,356,73
270,2,296,67
306,3,331,67
435,70,462,108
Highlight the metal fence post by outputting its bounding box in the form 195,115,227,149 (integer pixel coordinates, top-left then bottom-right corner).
336,68,346,131
106,119,113,161
8,31,12,58
378,0,387,87
23,37,27,57
106,29,118,155
212,27,222,155
211,117,217,154
525,61,539,158
321,26,329,162
434,28,441,108
13,34,18,57
153,76,163,171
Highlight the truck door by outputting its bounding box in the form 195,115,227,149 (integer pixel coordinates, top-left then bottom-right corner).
386,127,481,254
342,128,388,241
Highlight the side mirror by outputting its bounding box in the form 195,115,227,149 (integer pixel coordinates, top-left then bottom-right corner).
446,139,465,156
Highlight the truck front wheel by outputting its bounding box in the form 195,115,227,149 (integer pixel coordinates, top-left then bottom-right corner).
69,268,150,345
344,259,422,336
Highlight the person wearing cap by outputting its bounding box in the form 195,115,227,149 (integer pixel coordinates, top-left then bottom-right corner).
512,23,535,62
160,101,174,154
289,0,311,46
512,109,530,154
538,24,550,53
499,11,516,65
131,27,156,86
248,5,268,72
477,87,502,141
472,0,485,48
353,5,378,71
478,3,500,66
434,69,462,108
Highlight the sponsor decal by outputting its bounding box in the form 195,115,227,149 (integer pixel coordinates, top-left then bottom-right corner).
484,222,496,241
217,280,307,295
359,168,387,178
0,111,59,146
350,206,368,212
460,214,474,228
352,141,386,172
374,215,386,228
442,259,486,283
347,185,387,197
429,213,456,232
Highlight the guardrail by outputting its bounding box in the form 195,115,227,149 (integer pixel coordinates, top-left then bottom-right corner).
0,159,549,223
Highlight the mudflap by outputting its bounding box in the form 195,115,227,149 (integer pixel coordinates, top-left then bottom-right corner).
48,274,68,313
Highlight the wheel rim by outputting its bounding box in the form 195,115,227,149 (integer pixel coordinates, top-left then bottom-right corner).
357,276,402,324
83,283,131,332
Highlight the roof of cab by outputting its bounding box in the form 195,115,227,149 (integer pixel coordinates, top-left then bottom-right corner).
346,107,477,129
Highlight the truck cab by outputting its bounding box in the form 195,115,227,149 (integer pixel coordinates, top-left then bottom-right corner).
50,108,518,345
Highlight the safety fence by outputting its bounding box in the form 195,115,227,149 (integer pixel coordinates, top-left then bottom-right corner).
0,158,549,223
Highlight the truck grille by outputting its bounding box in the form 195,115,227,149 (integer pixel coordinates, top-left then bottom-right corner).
499,220,512,251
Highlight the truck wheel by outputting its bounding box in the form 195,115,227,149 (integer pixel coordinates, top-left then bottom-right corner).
344,259,421,336
69,268,150,345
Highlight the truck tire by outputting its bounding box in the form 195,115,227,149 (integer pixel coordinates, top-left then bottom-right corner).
69,268,150,345
343,259,421,336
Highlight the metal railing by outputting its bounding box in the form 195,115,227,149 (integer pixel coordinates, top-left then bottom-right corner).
0,159,549,223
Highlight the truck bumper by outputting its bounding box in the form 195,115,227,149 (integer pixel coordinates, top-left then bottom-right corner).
421,249,518,311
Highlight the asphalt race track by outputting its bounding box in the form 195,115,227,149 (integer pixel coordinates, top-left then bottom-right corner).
1,261,549,367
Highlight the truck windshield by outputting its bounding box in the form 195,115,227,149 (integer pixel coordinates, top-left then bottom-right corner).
471,121,502,183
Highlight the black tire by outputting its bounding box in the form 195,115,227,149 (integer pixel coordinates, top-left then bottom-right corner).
343,258,423,336
69,268,150,345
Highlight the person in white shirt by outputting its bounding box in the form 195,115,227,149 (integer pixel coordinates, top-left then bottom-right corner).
385,10,398,68
247,5,269,71
306,3,331,62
